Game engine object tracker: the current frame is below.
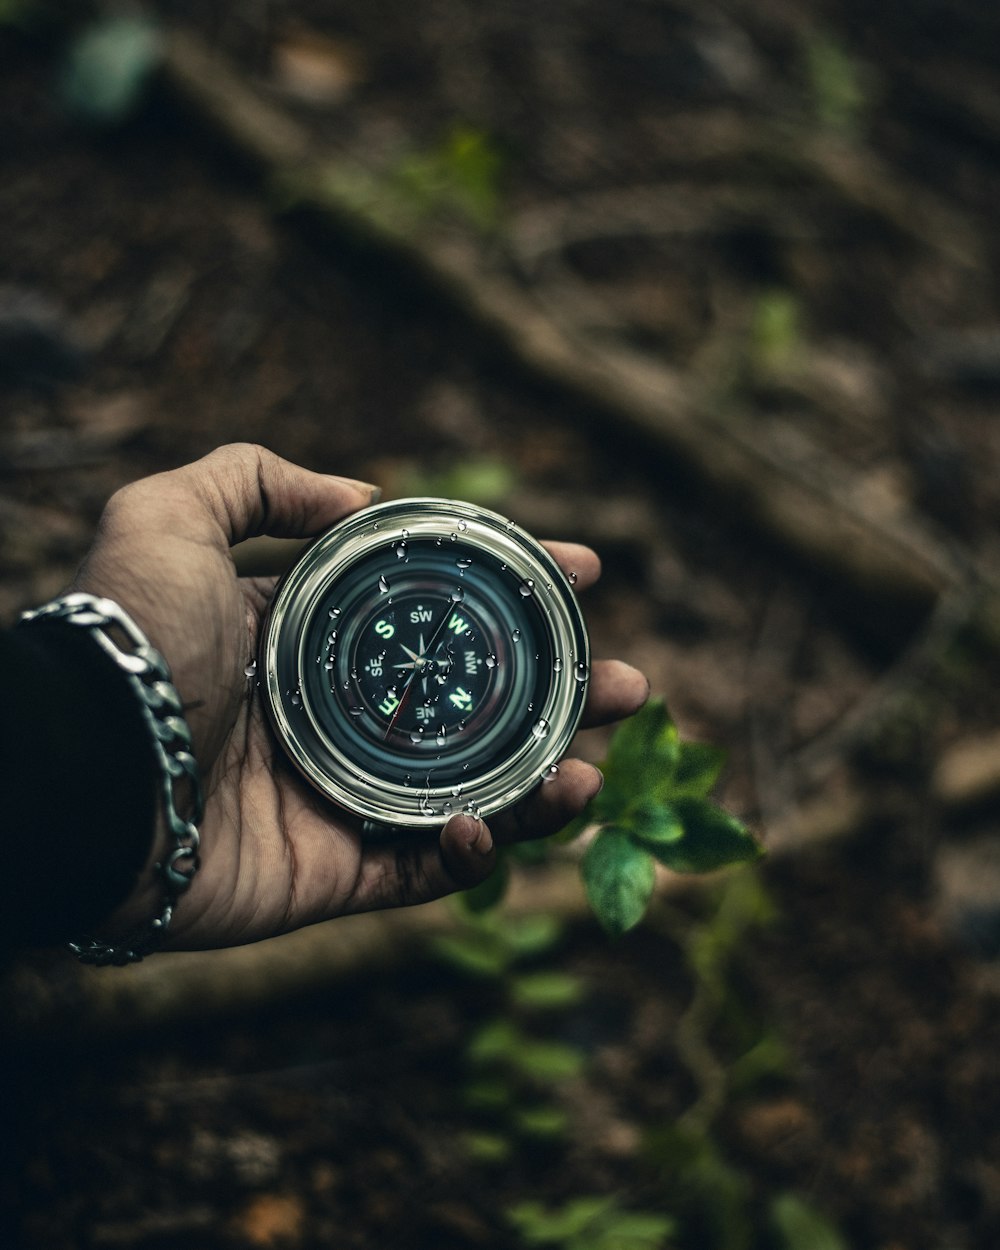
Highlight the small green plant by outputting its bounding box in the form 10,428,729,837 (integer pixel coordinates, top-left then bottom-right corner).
508,1196,675,1250
432,908,586,1162
566,699,760,937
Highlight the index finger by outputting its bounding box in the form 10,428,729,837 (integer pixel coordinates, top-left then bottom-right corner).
542,542,601,592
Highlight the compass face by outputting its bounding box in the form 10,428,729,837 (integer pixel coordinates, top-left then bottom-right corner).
260,499,591,828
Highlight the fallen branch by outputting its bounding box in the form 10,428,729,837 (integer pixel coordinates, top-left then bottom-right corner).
4,783,878,1044
159,28,965,624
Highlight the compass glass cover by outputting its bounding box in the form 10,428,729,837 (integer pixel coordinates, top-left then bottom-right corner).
261,499,590,828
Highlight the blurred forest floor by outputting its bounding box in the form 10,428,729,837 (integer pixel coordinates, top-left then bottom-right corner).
5,1,1000,1248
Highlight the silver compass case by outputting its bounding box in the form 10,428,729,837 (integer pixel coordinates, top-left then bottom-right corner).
260,497,591,829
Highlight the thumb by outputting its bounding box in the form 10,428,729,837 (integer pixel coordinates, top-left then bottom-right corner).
172,443,379,547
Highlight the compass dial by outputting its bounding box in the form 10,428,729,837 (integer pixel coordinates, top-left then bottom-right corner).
261,499,590,829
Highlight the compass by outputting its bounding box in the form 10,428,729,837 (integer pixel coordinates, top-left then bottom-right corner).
259,498,590,829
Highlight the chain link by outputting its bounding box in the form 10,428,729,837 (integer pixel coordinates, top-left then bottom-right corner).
19,592,203,965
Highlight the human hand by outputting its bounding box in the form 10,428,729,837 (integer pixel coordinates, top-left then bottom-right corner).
76,444,649,950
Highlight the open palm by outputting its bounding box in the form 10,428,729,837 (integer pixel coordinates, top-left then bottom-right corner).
76,445,648,950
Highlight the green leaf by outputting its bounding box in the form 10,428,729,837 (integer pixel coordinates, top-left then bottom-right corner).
596,1210,676,1248
510,971,586,1010
602,698,679,800
506,838,553,865
463,1077,513,1111
770,1194,848,1250
513,1103,570,1139
554,808,594,844
504,913,564,957
467,1018,522,1065
627,802,684,848
508,1197,616,1244
649,800,760,875
671,742,727,799
464,1130,513,1164
510,1039,585,1082
727,1032,794,1093
457,855,510,913
60,15,162,125
582,829,656,937
428,932,508,979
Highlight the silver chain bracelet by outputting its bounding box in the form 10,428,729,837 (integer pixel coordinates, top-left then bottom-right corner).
19,592,203,965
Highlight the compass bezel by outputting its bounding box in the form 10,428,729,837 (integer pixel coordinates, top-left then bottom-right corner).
260,498,591,828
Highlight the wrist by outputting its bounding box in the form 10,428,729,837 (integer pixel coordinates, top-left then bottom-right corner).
18,593,203,964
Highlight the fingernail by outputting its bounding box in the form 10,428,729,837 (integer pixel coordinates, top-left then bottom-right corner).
337,477,381,503
469,821,494,856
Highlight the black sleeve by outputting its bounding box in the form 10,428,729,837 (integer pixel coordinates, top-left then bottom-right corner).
0,620,158,948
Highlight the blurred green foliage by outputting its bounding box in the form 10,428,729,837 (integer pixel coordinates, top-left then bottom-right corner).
770,1193,850,1250
59,13,162,125
508,1196,676,1250
749,289,803,378
431,905,585,1161
394,125,506,232
803,33,869,135
0,0,39,29
397,457,517,507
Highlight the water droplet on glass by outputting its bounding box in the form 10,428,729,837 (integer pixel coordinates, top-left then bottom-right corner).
409,729,424,744
519,578,535,598
450,586,465,604
350,667,359,681
553,656,563,673
324,659,334,671
574,662,590,683
378,575,391,593
329,607,342,619
404,774,412,787
457,519,468,532
531,717,550,740
290,689,302,707
451,784,463,797
457,557,472,571
401,528,410,539
568,571,578,585
328,630,338,644
420,794,434,815
435,536,443,546
394,540,408,560
244,659,257,678
512,628,522,643
373,521,380,530
436,726,447,746
443,802,453,815
485,653,498,670
542,764,559,783
348,705,364,717
463,800,482,820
